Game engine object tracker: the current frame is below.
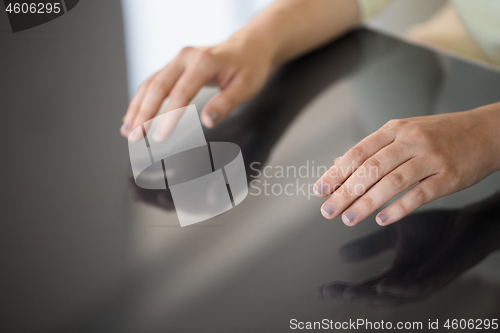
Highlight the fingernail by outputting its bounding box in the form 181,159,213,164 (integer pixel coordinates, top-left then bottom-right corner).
314,182,327,196
343,210,356,224
128,128,143,142
376,213,389,225
202,110,219,128
322,203,334,216
121,122,130,134
209,110,219,122
152,130,163,142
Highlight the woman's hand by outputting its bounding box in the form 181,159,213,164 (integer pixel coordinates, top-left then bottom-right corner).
314,103,500,226
120,37,274,141
120,0,361,142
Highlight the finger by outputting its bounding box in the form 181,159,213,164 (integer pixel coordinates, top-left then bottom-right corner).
320,142,412,220
150,64,216,141
375,173,451,226
338,226,397,263
337,157,434,226
318,281,349,299
147,107,185,142
343,269,414,307
376,258,456,299
200,74,252,128
314,128,396,198
121,75,155,137
376,278,427,298
343,284,411,308
129,62,185,141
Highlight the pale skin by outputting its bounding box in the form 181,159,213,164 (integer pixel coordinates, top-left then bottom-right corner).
120,0,500,226
315,105,500,226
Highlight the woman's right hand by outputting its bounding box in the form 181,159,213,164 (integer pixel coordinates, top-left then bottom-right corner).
120,37,274,142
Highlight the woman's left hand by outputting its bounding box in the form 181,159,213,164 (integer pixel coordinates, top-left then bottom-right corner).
314,103,500,226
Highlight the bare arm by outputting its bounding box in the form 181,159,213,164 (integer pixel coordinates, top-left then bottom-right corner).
232,0,360,65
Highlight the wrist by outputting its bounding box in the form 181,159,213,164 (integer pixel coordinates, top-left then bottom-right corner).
475,103,500,172
228,2,304,66
229,26,280,65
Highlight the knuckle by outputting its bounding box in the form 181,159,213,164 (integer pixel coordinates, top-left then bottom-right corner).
360,195,376,211
386,171,406,189
194,49,215,71
338,185,353,201
137,104,152,117
412,186,428,204
353,183,367,196
139,80,150,90
385,119,397,127
171,84,188,100
180,46,193,56
428,150,446,166
219,91,238,110
138,78,153,93
443,170,460,187
239,72,253,85
364,158,383,178
408,126,431,144
348,145,367,164
436,156,458,182
149,76,167,92
386,118,407,129
440,161,454,174
396,141,410,151
380,127,396,139
395,200,408,216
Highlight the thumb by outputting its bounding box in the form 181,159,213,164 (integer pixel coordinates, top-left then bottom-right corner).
200,76,250,128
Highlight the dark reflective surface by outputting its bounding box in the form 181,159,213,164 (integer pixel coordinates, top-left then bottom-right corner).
130,34,360,212
319,192,500,307
2,9,500,331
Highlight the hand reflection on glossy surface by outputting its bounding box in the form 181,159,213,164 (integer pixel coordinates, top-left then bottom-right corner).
319,192,500,307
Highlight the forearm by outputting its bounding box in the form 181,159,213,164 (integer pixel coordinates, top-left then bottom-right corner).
230,0,360,65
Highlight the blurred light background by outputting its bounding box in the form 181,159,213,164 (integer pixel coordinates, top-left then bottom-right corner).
120,0,273,98
121,0,460,98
